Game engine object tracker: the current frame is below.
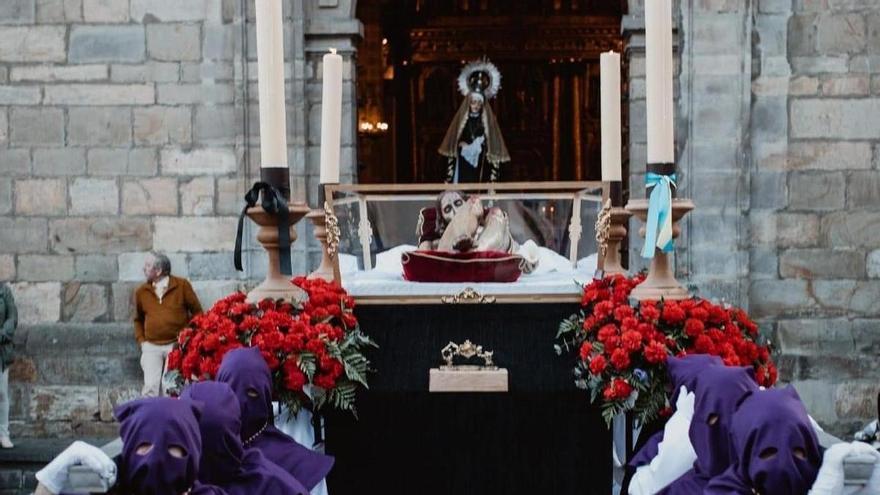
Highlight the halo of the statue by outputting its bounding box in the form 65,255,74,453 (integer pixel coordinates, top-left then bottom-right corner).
457,58,502,99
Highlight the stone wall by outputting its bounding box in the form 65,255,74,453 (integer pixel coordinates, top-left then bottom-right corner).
755,0,880,434
0,0,361,437
626,0,880,435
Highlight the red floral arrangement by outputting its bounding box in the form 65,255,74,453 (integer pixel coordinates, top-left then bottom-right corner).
555,274,776,426
165,277,376,415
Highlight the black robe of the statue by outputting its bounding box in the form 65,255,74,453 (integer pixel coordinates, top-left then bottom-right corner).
447,112,492,183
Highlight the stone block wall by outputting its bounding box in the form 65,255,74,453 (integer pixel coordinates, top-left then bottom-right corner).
0,0,252,330
0,0,361,326
0,0,362,437
625,0,880,435
757,0,880,434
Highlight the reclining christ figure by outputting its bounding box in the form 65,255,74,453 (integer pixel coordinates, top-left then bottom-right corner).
416,190,537,273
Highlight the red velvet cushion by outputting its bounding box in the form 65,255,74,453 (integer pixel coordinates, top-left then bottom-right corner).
401,250,524,283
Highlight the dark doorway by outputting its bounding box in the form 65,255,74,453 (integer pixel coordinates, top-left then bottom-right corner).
355,0,627,184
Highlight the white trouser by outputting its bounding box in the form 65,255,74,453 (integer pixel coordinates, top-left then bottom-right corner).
140,342,174,397
0,368,8,438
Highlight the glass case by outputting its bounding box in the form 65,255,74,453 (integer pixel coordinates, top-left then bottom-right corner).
325,182,607,304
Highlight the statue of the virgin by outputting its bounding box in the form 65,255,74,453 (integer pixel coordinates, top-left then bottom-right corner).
438,59,510,183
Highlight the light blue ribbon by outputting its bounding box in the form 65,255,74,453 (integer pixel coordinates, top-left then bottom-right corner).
641,172,677,259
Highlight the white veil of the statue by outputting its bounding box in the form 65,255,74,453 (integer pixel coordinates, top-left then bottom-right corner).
438,60,510,165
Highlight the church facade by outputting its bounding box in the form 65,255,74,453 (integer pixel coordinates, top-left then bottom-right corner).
0,0,877,441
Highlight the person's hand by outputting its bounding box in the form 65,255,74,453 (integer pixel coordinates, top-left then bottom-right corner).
35,441,116,495
848,442,880,494
808,442,876,495
674,386,695,417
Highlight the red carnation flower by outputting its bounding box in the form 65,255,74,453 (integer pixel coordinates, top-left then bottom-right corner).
613,305,635,321
579,342,593,362
684,318,705,338
582,316,599,332
620,316,640,332
621,330,643,352
610,348,631,371
689,307,709,322
604,335,621,354
588,355,607,375
640,303,660,322
597,323,619,342
166,348,182,370
594,300,615,320
694,334,716,354
661,302,687,325
314,373,336,390
602,378,634,401
283,361,306,392
644,341,667,364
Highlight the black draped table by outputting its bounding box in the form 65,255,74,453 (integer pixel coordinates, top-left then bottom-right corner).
325,303,612,495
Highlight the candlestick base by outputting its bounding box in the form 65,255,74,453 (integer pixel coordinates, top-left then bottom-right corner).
625,198,694,301
245,202,311,304
604,207,632,276
307,206,336,282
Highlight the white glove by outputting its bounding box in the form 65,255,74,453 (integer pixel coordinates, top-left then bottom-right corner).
674,385,695,420
629,387,696,495
35,440,116,495
848,442,880,495
810,442,864,495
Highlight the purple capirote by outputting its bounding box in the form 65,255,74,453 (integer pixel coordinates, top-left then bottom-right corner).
629,354,725,469
216,347,335,490
113,396,227,495
704,386,821,495
661,365,759,494
180,380,309,495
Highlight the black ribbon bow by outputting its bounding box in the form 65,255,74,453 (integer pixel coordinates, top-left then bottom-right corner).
234,182,292,275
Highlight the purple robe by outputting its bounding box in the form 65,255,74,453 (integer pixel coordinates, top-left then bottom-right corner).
216,347,335,490
661,365,759,494
704,387,821,495
181,381,309,495
113,397,228,495
629,354,725,469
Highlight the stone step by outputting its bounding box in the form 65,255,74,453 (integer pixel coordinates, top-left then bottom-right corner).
0,437,113,495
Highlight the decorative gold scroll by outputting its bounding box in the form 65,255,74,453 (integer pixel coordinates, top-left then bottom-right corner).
440,287,496,304
323,201,341,259
440,339,497,369
595,198,612,259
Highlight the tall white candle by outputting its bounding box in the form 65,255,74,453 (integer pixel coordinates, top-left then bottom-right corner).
320,48,343,184
255,0,288,169
600,51,622,182
645,0,675,164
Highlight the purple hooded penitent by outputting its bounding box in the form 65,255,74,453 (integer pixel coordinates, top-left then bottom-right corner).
661,365,759,494
180,381,309,495
216,347,335,490
705,387,821,495
629,354,724,469
113,397,227,495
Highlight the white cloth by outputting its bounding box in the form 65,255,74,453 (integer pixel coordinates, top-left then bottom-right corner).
374,245,417,276
461,136,485,167
140,341,174,397
629,386,697,495
0,367,8,438
36,441,116,495
152,276,169,303
272,389,330,495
